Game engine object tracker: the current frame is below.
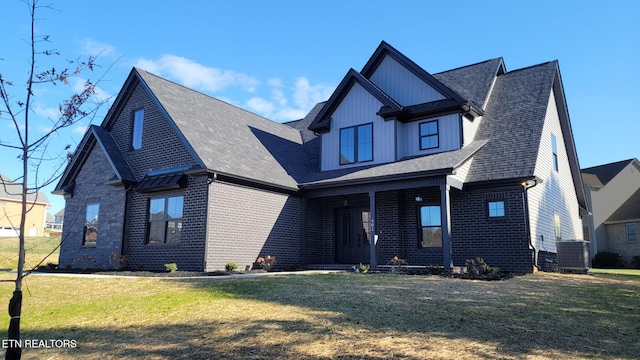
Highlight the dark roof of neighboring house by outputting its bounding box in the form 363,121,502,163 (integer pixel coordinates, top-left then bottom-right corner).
581,158,637,186
606,187,640,222
0,174,50,204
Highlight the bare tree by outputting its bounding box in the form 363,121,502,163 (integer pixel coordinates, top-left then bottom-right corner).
0,1,111,358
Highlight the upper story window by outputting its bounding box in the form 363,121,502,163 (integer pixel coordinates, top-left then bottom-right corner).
148,195,184,244
419,120,439,150
132,109,144,150
340,123,373,165
83,203,99,246
551,134,558,171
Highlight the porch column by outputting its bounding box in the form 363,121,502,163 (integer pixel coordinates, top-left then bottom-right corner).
369,191,377,267
440,184,453,271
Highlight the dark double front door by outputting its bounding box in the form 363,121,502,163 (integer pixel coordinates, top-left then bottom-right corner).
336,208,371,264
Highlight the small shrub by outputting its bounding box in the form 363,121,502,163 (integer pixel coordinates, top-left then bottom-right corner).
225,262,238,272
631,255,640,269
592,251,622,268
351,263,370,273
256,255,276,271
164,263,178,273
109,252,128,269
465,257,499,276
426,264,444,275
387,256,408,266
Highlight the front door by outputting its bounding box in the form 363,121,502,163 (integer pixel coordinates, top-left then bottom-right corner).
336,208,371,264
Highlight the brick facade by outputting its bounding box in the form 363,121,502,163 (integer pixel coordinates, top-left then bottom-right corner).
304,185,534,272
606,221,640,265
206,181,302,271
59,145,126,269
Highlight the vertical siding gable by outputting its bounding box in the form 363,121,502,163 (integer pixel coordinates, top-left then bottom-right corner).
108,82,198,179
320,82,395,170
369,56,446,106
396,113,462,159
528,88,582,253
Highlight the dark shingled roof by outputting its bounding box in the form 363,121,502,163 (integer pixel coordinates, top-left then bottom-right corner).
606,187,640,222
135,68,308,191
465,62,557,183
581,159,637,186
433,58,505,110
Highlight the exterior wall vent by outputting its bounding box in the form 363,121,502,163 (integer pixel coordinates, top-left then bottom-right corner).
556,240,591,272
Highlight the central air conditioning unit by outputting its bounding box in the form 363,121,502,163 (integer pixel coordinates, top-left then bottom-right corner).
556,240,590,272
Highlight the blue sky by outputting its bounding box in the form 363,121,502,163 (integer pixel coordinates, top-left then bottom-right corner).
1,0,638,214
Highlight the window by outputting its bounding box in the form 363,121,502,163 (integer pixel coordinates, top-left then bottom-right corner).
488,201,505,217
340,123,373,165
148,195,184,244
419,205,442,248
419,120,439,150
582,225,590,242
132,109,144,150
551,134,558,171
83,203,99,245
626,223,638,242
553,214,562,241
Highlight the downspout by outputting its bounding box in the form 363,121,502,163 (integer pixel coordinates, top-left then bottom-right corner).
522,178,540,271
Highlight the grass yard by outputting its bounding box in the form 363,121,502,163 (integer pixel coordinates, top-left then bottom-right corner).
0,235,60,271
0,271,637,360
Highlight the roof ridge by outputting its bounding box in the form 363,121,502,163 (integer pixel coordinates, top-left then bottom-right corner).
502,60,557,76
433,57,504,75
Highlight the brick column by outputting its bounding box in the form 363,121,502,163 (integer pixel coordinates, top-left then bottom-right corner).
369,191,377,267
441,184,453,270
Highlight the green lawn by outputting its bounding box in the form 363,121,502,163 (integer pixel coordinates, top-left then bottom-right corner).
0,239,638,359
589,268,640,278
0,235,60,270
0,271,637,359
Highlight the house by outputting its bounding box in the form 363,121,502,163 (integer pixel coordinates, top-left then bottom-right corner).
46,208,64,231
582,159,640,264
54,41,587,273
0,174,51,237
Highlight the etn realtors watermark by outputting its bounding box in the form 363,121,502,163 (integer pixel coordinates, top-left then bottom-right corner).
2,339,77,348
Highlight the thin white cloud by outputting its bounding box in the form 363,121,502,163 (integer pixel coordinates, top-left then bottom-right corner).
244,76,334,122
72,124,88,135
33,103,59,120
80,39,116,57
135,55,259,93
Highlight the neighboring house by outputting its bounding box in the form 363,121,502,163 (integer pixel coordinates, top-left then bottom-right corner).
582,159,640,263
54,41,587,272
46,208,64,231
0,174,51,237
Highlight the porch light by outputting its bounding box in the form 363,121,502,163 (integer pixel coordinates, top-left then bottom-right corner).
415,195,423,202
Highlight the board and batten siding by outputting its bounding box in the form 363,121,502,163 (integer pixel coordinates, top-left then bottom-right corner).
369,55,445,106
528,89,582,254
396,113,461,159
320,82,395,171
462,115,483,146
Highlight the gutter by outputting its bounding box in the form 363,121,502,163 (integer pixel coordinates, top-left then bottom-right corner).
522,178,541,271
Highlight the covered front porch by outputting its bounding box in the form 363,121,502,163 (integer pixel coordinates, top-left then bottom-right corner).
302,176,459,270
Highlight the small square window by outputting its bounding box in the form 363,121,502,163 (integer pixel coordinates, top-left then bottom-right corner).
488,201,505,217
